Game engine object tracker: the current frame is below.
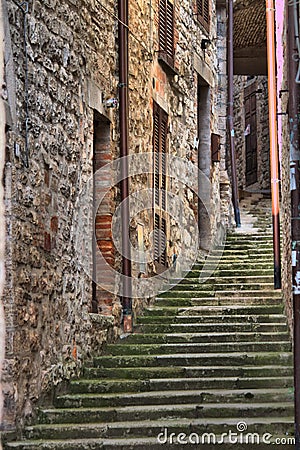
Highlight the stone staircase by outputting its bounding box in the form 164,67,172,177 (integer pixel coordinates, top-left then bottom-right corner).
4,196,294,449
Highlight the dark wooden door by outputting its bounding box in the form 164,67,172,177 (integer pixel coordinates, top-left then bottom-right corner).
244,83,258,186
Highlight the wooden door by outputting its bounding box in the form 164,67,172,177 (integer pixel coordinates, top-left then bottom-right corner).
244,83,258,186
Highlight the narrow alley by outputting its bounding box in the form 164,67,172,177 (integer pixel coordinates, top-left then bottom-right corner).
4,195,294,448
1,0,299,447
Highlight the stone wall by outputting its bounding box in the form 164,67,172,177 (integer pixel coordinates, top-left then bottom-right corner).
216,5,235,232
0,0,7,437
3,0,233,429
127,0,234,294
3,0,120,429
277,4,292,332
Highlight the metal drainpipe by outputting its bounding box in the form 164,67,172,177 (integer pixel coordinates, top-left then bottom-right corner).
118,0,133,332
266,0,281,289
288,0,300,444
227,0,241,227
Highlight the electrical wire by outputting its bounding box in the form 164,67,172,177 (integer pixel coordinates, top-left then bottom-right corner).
95,0,153,58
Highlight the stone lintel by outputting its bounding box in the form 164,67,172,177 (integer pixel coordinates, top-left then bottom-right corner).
87,79,112,122
152,91,169,114
194,54,214,88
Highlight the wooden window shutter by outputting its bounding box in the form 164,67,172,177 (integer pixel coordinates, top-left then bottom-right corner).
154,213,160,261
159,0,174,67
197,0,210,31
161,114,167,210
153,102,168,267
153,109,160,206
154,215,167,266
153,103,168,209
160,217,167,266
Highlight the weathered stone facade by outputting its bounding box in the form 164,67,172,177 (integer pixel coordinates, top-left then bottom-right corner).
3,0,120,429
2,0,233,430
276,2,292,332
0,0,7,431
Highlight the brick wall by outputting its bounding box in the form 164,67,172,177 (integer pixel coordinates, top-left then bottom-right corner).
93,114,115,315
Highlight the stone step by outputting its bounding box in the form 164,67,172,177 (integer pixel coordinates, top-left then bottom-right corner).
154,295,283,306
204,255,273,263
15,416,294,441
122,331,290,344
6,432,295,450
34,402,293,429
222,247,273,254
83,365,293,381
170,275,274,285
148,299,283,314
138,322,288,334
226,233,273,239
221,252,273,258
142,307,287,319
223,242,273,249
68,376,293,395
4,439,102,449
93,351,293,369
198,260,275,268
154,298,283,308
167,283,278,292
205,256,274,263
222,245,273,251
137,313,287,325
187,269,274,277
215,290,281,297
157,290,282,300
195,254,274,263
105,341,291,356
55,387,293,409
199,264,275,273
67,435,295,450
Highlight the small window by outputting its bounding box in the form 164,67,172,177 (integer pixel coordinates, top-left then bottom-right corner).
197,0,210,32
158,0,174,68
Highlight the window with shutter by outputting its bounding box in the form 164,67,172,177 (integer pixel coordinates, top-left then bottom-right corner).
158,0,175,68
197,0,210,31
153,102,168,268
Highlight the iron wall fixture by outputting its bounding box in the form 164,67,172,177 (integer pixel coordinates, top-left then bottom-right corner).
201,38,211,50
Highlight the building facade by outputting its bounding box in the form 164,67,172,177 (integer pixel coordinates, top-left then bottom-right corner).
2,0,233,429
